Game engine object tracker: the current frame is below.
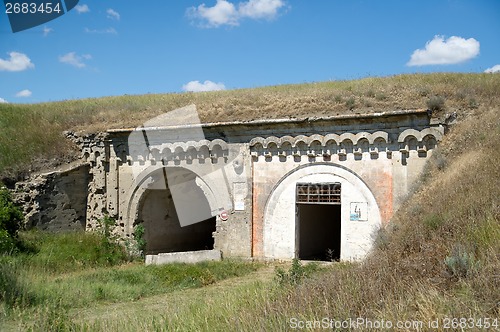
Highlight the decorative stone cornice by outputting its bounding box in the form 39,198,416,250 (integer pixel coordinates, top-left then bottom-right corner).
249,127,444,161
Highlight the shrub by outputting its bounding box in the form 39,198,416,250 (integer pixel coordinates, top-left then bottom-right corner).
345,97,356,110
444,245,478,279
426,96,446,112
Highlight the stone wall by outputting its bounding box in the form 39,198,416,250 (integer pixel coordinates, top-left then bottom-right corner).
13,131,108,232
14,164,89,231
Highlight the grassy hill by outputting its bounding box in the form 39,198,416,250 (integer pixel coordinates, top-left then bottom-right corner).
1,73,499,182
0,73,499,329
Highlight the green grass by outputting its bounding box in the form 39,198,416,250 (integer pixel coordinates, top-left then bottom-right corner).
17,231,129,273
0,231,262,330
2,73,500,179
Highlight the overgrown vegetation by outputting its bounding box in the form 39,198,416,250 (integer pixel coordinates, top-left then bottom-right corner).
0,73,499,330
2,73,500,180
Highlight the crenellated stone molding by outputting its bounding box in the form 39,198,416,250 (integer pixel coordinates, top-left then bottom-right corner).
114,138,230,166
249,127,444,161
397,127,443,143
249,131,394,148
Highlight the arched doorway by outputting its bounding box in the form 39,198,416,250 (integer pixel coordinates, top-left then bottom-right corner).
135,167,217,255
262,163,381,261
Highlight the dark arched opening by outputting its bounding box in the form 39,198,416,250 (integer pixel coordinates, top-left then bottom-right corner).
137,168,216,254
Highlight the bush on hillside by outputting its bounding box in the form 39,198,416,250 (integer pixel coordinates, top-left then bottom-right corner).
0,185,23,253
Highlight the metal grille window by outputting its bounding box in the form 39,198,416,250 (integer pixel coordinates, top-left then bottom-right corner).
296,183,341,204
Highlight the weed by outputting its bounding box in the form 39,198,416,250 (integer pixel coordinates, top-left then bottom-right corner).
18,303,72,331
98,214,116,239
275,259,319,286
326,248,335,261
95,286,106,300
466,215,500,254
133,223,146,256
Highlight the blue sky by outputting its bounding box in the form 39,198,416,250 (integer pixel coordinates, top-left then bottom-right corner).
0,0,499,103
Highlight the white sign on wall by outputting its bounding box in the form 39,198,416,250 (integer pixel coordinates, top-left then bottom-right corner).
350,202,368,221
233,182,247,211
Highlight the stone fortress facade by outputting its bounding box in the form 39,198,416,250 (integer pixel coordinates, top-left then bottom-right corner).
16,109,444,263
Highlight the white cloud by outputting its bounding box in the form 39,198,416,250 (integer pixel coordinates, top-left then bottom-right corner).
84,27,117,34
484,64,500,73
407,35,480,66
43,26,53,37
187,0,238,27
106,8,120,20
59,52,91,68
75,4,89,13
0,98,8,103
15,89,32,98
239,0,285,19
187,0,285,28
182,80,226,92
0,52,35,72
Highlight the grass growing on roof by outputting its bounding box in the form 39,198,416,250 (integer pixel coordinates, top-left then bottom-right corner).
1,73,500,178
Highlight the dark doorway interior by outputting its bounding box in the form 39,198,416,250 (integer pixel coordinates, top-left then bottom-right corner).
141,188,217,254
298,204,341,261
296,182,342,261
